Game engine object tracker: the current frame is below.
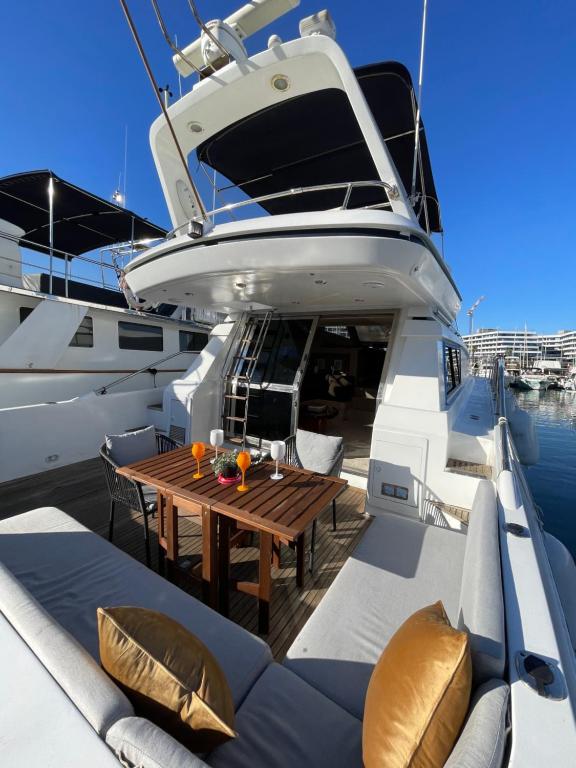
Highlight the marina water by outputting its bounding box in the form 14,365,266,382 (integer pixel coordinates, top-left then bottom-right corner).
514,390,576,558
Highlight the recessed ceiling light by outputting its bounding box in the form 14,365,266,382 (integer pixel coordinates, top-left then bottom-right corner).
271,74,290,92
314,279,327,285
187,122,203,133
353,298,365,302
235,282,246,289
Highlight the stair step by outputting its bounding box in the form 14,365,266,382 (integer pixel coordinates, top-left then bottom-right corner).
424,500,470,525
234,355,258,361
147,403,163,411
224,394,247,400
226,416,246,422
446,458,492,479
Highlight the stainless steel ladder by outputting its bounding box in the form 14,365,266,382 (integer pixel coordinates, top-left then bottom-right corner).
222,312,273,446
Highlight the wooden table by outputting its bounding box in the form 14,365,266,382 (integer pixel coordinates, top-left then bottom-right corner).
116,445,347,633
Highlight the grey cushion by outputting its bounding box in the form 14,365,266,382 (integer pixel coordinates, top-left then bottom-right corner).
284,511,466,719
106,717,210,768
0,612,122,768
445,679,510,768
106,425,157,466
295,429,343,475
0,561,132,736
457,480,506,685
0,507,272,708
208,663,362,768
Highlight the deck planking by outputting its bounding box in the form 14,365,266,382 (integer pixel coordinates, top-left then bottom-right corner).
0,458,369,659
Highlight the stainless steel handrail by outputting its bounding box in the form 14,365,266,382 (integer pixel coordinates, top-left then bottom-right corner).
167,180,400,238
491,355,511,472
95,349,196,395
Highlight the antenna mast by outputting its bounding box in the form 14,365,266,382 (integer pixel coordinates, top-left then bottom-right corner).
410,0,428,204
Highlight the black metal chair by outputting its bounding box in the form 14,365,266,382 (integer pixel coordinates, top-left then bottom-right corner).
100,433,179,567
285,430,345,573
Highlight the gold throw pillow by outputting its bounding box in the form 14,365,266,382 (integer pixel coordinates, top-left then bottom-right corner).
363,601,471,768
97,606,236,752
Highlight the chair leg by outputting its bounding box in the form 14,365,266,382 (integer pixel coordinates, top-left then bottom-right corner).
309,519,317,575
108,500,115,542
332,499,337,532
143,508,151,568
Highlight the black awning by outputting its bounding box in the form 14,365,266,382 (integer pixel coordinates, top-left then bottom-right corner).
0,170,167,257
196,61,441,232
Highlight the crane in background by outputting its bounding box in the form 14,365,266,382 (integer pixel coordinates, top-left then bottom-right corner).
467,296,486,335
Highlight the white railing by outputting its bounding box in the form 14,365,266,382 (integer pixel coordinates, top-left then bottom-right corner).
167,180,400,238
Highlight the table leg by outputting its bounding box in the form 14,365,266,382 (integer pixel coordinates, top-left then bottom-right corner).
218,516,231,618
272,536,282,569
157,492,166,574
165,495,177,582
201,506,218,610
258,532,273,635
296,532,305,589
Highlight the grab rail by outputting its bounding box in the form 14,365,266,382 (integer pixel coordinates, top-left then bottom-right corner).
95,349,195,395
167,180,400,238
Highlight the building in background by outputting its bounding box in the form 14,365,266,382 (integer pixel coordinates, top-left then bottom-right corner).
463,329,576,367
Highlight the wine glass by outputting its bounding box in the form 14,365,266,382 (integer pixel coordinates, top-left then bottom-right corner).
191,442,206,479
236,450,251,492
270,440,286,480
210,428,224,464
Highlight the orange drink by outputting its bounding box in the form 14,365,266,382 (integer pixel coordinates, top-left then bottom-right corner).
191,442,206,479
236,450,251,492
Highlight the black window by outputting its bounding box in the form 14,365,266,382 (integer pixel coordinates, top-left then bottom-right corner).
179,330,208,352
19,306,33,322
444,344,462,397
118,321,163,351
70,316,93,348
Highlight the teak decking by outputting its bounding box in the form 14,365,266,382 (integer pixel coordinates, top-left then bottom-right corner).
0,458,369,659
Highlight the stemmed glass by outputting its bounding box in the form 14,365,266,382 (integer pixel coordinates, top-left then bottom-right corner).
270,440,286,480
236,450,251,492
210,429,224,464
191,442,206,479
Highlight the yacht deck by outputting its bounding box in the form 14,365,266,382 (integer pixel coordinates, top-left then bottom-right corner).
0,459,369,660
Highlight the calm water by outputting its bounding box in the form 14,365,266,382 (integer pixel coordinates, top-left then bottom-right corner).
513,390,576,558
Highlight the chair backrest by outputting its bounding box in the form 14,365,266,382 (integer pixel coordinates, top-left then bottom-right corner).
457,480,506,686
294,429,344,476
105,425,157,467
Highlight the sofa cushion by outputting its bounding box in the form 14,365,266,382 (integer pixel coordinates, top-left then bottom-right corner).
0,561,132,736
457,480,505,685
98,606,236,752
0,507,272,708
106,717,211,768
0,612,122,768
363,601,471,768
106,425,157,466
444,679,509,768
296,429,343,475
208,663,362,768
284,512,466,719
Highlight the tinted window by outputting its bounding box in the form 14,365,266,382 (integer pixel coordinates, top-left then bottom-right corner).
179,330,208,352
444,345,462,396
118,321,163,351
19,306,33,322
70,316,93,348
233,319,312,386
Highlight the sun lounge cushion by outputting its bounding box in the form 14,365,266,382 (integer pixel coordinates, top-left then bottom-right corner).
295,429,343,475
457,480,505,685
0,612,122,768
0,561,133,736
106,425,157,466
0,507,272,708
444,679,510,768
284,512,466,719
208,663,362,768
106,717,211,768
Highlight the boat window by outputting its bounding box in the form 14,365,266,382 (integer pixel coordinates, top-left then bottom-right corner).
19,306,33,323
444,344,462,397
179,330,208,352
118,321,163,351
69,316,93,348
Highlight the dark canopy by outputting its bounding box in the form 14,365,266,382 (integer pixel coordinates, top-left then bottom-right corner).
0,170,167,257
197,61,441,232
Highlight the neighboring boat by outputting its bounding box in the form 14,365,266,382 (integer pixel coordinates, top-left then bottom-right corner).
0,170,216,408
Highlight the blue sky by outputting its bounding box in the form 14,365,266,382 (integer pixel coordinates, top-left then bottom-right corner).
1,1,574,332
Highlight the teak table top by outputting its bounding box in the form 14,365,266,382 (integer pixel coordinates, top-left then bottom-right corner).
117,445,347,541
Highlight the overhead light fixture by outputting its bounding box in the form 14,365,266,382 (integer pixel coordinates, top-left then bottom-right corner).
236,282,247,288
187,122,203,133
271,74,290,92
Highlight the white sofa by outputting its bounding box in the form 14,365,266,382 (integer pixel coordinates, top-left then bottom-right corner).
0,481,509,768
